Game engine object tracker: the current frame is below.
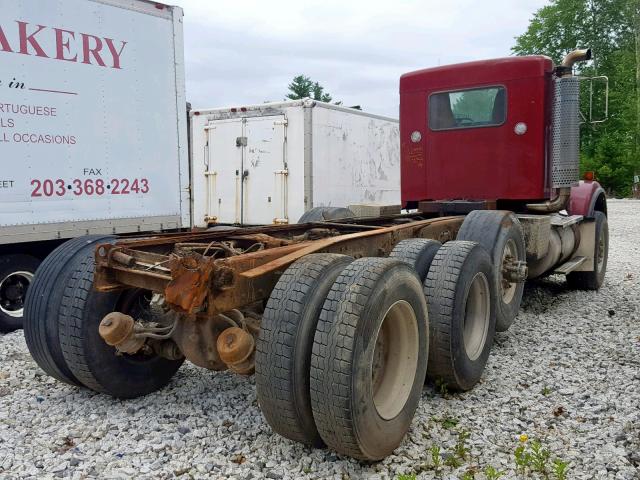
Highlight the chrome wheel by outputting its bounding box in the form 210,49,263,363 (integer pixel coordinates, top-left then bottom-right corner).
0,271,35,318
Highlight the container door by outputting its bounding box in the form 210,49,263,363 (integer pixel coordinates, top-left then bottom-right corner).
242,115,287,224
205,118,243,224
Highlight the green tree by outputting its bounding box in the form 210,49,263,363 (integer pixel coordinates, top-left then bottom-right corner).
286,75,340,104
513,0,639,196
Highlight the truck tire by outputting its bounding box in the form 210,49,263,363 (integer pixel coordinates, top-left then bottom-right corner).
310,258,429,460
256,253,353,447
457,210,525,332
567,211,608,290
24,236,112,386
0,254,41,333
389,239,441,282
424,241,496,391
57,240,184,398
298,207,355,223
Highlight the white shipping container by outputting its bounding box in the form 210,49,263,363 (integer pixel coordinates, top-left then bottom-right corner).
0,0,188,331
190,100,400,226
0,0,190,243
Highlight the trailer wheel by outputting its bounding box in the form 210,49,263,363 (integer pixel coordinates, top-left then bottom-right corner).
56,240,184,398
424,241,496,391
256,253,353,447
457,211,525,332
24,236,113,386
389,239,441,281
298,206,355,223
567,211,608,290
0,254,41,333
310,258,428,460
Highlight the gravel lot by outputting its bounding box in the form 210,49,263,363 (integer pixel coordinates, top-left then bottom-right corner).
1,199,638,480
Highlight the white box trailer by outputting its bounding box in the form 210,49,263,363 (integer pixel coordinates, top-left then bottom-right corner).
0,0,189,330
189,100,400,226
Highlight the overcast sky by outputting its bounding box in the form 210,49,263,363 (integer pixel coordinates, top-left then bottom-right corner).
171,0,548,117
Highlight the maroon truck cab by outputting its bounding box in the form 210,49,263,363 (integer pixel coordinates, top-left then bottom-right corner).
400,56,556,207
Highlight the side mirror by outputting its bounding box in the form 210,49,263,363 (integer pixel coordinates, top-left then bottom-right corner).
578,75,609,125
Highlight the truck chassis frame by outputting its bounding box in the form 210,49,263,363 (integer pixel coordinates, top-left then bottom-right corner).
94,214,463,314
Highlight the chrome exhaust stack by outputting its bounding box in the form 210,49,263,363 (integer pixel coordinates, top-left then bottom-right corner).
527,48,591,213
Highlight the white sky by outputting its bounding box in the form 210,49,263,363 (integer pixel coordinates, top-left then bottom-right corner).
171,0,549,117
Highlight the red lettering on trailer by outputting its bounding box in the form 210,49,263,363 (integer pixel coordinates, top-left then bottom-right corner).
104,38,127,69
81,33,105,67
30,178,150,198
0,24,12,52
17,21,48,58
0,21,127,69
54,28,77,62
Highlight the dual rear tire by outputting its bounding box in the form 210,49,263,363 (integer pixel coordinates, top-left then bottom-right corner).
257,238,498,459
257,255,429,460
24,236,183,398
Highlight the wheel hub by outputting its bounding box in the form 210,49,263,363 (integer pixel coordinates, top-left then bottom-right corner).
371,300,419,420
0,271,34,318
463,272,490,361
500,240,526,303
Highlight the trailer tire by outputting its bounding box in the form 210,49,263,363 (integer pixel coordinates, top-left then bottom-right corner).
389,239,441,282
567,211,608,290
56,240,184,399
24,236,112,386
298,207,355,223
256,253,353,447
457,210,525,332
310,258,428,460
0,254,41,333
424,241,496,391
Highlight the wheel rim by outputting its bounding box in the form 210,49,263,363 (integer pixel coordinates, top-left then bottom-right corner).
596,228,606,273
371,300,419,420
501,239,517,304
463,273,490,361
0,271,35,318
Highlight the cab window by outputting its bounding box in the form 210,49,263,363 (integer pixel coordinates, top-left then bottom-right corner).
429,86,506,130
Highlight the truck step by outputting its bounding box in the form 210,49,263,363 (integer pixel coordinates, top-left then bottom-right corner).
554,256,587,275
550,214,583,228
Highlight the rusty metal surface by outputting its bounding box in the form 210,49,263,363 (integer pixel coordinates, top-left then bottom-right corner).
217,327,256,375
94,216,463,315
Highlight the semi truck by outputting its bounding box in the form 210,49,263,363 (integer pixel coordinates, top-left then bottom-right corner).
0,0,399,333
23,47,609,461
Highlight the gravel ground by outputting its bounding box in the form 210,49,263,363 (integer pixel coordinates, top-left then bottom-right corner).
1,199,638,480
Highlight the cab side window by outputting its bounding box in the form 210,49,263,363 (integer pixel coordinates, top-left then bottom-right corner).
429,86,506,130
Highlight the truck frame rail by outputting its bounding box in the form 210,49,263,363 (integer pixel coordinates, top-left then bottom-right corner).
94,215,464,315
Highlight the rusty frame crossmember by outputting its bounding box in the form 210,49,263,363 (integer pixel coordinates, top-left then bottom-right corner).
94,216,464,315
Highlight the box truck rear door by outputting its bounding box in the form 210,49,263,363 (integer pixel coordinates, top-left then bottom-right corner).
242,116,287,225
206,118,243,224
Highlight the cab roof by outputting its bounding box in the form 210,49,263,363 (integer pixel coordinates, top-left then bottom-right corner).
400,56,554,92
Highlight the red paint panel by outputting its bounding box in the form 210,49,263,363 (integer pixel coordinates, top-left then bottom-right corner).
568,180,604,217
400,56,554,206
